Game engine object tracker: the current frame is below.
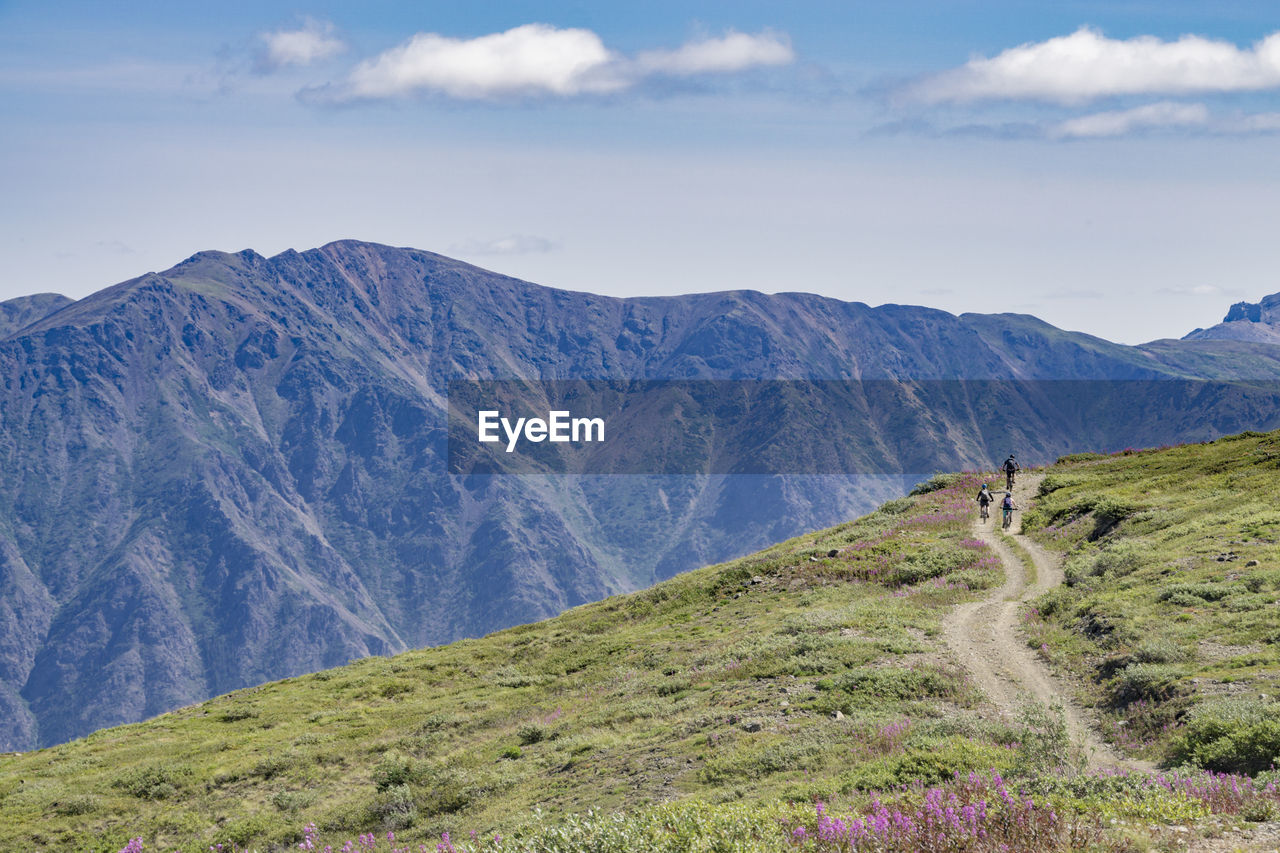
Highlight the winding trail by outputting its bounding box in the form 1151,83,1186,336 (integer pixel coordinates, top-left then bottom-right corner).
943,473,1153,772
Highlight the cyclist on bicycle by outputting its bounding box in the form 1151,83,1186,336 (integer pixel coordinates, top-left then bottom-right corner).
976,483,994,522
1002,454,1020,490
1001,491,1018,529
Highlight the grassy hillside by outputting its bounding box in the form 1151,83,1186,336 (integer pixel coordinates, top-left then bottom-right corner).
4,432,1280,851
1022,430,1280,771
1,475,1015,851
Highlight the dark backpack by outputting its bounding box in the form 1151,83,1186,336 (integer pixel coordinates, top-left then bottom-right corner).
1003,458,1017,473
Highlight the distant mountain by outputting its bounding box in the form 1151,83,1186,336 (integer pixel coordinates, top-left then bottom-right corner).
1183,292,1280,344
0,293,73,338
2,240,1280,749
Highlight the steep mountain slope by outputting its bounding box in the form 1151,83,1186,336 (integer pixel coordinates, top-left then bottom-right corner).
1,240,1279,750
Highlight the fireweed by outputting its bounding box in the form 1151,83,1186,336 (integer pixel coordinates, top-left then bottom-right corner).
113,769,1280,853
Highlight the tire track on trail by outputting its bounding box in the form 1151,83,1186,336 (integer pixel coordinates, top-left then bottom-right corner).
942,473,1153,772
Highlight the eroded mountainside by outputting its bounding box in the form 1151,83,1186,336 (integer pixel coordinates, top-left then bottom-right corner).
1,240,1278,748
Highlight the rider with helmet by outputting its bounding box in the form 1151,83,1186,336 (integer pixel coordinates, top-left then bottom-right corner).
1002,454,1020,491
975,483,994,522
1001,491,1018,529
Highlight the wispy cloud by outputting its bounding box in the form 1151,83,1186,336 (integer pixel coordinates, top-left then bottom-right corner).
1157,283,1244,297
1237,112,1280,132
309,24,794,102
450,235,560,256
875,104,1280,141
1046,289,1104,300
635,30,793,76
910,27,1280,104
258,18,346,72
1050,101,1209,139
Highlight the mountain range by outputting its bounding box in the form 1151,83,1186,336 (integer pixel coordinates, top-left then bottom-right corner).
1,239,1279,750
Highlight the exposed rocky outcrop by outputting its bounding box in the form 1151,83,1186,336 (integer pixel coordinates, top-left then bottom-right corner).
1184,292,1280,344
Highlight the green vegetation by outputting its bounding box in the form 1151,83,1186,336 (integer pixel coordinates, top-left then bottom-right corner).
6,429,1280,851
1023,431,1280,767
0,474,1013,851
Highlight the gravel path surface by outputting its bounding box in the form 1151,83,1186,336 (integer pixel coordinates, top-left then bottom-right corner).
942,472,1152,773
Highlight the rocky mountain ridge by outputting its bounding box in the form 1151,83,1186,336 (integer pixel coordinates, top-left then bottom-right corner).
1183,291,1280,344
1,240,1279,749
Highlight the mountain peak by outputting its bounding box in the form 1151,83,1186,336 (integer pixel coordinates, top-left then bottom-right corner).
0,292,73,338
1183,291,1280,344
1223,292,1280,324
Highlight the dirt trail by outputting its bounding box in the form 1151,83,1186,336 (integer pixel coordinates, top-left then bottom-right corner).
943,473,1153,772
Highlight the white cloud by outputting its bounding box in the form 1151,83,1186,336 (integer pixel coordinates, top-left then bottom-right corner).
450,235,559,256
1236,112,1280,132
1051,101,1209,138
1157,284,1242,297
1046,289,1104,300
636,30,794,75
260,19,346,71
343,24,619,99
322,24,794,102
912,27,1280,103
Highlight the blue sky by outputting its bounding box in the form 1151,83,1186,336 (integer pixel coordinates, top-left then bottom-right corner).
3,2,1280,343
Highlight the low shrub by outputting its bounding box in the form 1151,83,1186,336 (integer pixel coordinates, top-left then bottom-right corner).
110,764,192,801
1091,498,1139,537
1011,702,1079,778
909,474,964,496
517,724,547,745
839,666,964,702
371,753,418,791
1171,698,1280,774
877,497,916,514
1157,583,1236,603
52,795,97,816
271,790,316,812
1092,541,1152,578
1131,638,1190,665
368,784,417,830
1111,663,1183,705
250,754,294,780
218,707,260,723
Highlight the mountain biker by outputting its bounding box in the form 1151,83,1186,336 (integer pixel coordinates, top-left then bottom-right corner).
1002,454,1020,490
1001,491,1018,529
976,483,993,522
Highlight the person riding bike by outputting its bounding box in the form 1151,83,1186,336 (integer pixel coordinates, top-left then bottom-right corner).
976,483,993,522
1001,491,1018,529
1002,454,1020,490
